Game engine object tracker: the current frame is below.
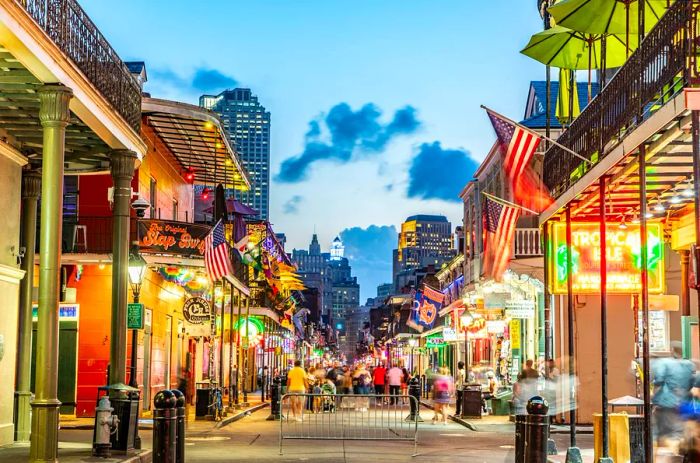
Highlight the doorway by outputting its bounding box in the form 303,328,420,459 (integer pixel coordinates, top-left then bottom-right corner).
31,320,78,414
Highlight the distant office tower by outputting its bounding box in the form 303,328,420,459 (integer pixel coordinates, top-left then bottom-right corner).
392,214,456,291
200,88,271,220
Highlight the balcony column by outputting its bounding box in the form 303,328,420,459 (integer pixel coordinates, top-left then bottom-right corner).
108,150,137,385
14,169,41,443
30,83,72,463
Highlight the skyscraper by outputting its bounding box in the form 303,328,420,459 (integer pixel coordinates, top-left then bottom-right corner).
392,214,456,291
200,88,271,220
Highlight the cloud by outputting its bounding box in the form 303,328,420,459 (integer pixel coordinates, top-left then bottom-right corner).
339,225,397,303
406,142,479,203
147,67,238,100
283,195,304,214
191,68,238,92
276,103,421,183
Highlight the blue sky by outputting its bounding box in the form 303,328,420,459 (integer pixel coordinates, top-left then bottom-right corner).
82,0,546,301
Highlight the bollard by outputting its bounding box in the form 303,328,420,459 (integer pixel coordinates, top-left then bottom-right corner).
514,415,527,463
524,396,550,463
172,389,186,463
405,377,423,422
152,390,177,463
266,376,282,421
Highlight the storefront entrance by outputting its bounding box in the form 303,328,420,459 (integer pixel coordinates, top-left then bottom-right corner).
31,319,78,415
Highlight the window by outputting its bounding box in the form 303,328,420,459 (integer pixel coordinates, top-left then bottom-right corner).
149,177,157,218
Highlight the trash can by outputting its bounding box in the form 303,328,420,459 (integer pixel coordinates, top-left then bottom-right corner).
593,413,631,463
461,384,483,418
195,381,211,418
628,415,645,463
491,389,513,416
103,383,140,452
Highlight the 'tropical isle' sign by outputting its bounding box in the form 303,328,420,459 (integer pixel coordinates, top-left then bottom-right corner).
549,222,664,294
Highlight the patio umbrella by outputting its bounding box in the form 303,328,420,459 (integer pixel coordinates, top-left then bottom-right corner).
548,0,672,56
556,68,581,125
521,25,636,99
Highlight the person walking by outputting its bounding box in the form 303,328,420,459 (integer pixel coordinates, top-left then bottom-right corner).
286,360,309,422
432,367,454,425
373,363,387,397
353,363,372,412
387,363,404,405
455,361,466,417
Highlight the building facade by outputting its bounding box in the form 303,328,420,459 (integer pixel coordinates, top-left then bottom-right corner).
200,88,271,220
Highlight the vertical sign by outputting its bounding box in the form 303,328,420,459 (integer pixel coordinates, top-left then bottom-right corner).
510,319,521,350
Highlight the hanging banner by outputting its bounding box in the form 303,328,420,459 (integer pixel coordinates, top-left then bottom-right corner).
549,222,664,294
138,219,211,256
510,319,521,350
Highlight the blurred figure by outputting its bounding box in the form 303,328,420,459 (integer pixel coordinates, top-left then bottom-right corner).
679,373,700,461
482,371,498,414
514,359,540,415
340,366,353,394
353,363,371,412
387,364,403,405
455,361,466,417
373,363,387,396
652,342,696,453
432,367,454,425
286,360,309,422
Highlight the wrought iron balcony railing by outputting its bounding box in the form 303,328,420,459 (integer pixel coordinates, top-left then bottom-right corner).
543,0,692,198
17,0,142,131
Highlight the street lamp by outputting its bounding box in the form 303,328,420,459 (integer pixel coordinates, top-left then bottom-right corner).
460,312,473,381
407,337,418,373
127,251,147,388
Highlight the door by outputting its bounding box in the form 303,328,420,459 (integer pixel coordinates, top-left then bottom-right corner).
31,321,78,414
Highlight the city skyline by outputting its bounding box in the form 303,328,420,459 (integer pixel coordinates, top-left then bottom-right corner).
79,0,546,300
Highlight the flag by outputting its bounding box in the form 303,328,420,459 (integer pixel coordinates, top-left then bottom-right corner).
204,220,233,282
512,165,554,213
423,285,445,305
408,289,443,332
482,196,521,281
487,110,541,183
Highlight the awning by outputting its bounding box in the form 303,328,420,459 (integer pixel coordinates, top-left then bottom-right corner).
142,97,251,190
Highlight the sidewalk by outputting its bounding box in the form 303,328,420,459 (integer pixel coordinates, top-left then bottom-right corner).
0,442,152,463
420,397,514,432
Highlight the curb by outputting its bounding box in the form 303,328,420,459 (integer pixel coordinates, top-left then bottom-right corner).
123,450,152,463
215,402,269,429
420,399,478,430
59,421,154,431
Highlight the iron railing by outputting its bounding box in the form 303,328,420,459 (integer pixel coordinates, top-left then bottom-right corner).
543,0,691,197
16,0,142,131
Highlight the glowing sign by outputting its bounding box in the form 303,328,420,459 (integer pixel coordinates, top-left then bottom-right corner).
234,317,265,338
549,222,664,294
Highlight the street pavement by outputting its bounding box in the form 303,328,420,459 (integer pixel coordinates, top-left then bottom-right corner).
0,405,596,462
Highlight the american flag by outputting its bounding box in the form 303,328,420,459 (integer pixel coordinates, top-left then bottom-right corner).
487,110,541,183
482,196,521,281
204,220,233,282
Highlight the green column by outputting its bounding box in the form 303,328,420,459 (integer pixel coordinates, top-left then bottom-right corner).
108,150,137,386
30,84,72,463
14,169,41,442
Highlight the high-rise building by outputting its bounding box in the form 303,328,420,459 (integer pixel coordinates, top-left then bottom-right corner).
392,214,456,291
200,88,271,220
292,234,333,318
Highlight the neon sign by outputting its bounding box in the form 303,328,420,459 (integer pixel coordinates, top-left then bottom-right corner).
549,222,664,294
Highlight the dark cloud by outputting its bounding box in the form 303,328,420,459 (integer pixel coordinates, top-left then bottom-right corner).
283,195,304,214
191,68,238,92
148,67,238,97
407,142,479,203
276,103,421,183
339,225,397,303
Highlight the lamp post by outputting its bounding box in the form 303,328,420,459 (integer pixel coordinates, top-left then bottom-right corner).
127,251,147,388
460,312,473,381
407,337,418,373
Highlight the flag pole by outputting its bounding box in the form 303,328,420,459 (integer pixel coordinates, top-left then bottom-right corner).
481,105,592,165
482,191,539,215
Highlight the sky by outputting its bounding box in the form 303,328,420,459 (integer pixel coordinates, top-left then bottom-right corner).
81,0,546,301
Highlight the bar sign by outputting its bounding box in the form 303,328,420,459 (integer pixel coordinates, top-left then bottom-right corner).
127,303,144,329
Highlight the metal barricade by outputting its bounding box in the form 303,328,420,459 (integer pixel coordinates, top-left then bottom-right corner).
279,393,419,456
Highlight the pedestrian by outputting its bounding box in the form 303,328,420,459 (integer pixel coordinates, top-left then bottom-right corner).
401,366,410,402
652,342,696,453
481,372,498,414
341,366,353,394
286,360,309,422
514,360,539,415
353,363,372,412
432,367,454,425
455,361,466,417
373,363,387,397
387,363,404,405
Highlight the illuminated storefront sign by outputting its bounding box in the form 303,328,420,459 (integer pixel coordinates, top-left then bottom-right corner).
549,222,664,294
138,219,210,256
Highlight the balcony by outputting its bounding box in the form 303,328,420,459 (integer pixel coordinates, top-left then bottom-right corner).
16,0,141,131
513,228,542,257
543,0,692,199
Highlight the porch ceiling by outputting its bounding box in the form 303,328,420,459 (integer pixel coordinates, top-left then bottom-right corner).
551,112,695,224
142,97,251,190
0,46,113,172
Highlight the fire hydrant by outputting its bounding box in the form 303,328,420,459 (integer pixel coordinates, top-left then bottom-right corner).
92,395,119,457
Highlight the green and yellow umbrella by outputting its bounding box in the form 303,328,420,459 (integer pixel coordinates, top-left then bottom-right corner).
521,25,637,99
548,0,673,55
556,68,580,125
